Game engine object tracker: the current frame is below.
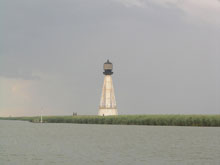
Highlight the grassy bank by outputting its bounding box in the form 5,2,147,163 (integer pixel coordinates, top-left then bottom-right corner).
1,115,220,127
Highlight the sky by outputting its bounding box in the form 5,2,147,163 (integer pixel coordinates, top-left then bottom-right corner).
1,0,220,116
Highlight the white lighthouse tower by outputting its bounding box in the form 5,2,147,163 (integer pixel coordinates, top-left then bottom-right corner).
98,60,118,116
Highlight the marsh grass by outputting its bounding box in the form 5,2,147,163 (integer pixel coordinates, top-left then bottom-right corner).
1,115,220,126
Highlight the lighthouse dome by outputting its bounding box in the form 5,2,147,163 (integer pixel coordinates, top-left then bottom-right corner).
104,60,113,70
103,60,113,75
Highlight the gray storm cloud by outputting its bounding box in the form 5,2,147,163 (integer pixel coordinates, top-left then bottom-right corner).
0,0,219,116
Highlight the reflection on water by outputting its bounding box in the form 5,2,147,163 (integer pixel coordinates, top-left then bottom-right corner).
0,120,220,165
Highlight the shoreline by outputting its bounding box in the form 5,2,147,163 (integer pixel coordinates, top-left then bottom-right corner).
1,115,220,127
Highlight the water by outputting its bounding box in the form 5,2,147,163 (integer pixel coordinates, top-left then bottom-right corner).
0,120,220,165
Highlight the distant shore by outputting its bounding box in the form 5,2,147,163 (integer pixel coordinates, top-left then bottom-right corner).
1,115,220,127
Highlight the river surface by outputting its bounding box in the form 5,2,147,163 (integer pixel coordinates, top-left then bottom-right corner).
0,120,220,165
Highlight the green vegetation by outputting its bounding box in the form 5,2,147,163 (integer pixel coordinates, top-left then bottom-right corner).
0,115,220,127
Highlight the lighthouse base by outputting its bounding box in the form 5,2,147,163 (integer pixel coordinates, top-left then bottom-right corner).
98,108,118,116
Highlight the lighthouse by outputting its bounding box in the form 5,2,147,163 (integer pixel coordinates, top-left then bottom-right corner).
98,60,118,116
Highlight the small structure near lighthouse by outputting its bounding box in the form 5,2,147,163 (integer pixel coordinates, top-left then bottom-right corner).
98,60,118,116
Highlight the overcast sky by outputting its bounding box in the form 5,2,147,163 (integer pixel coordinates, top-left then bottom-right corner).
1,0,220,116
